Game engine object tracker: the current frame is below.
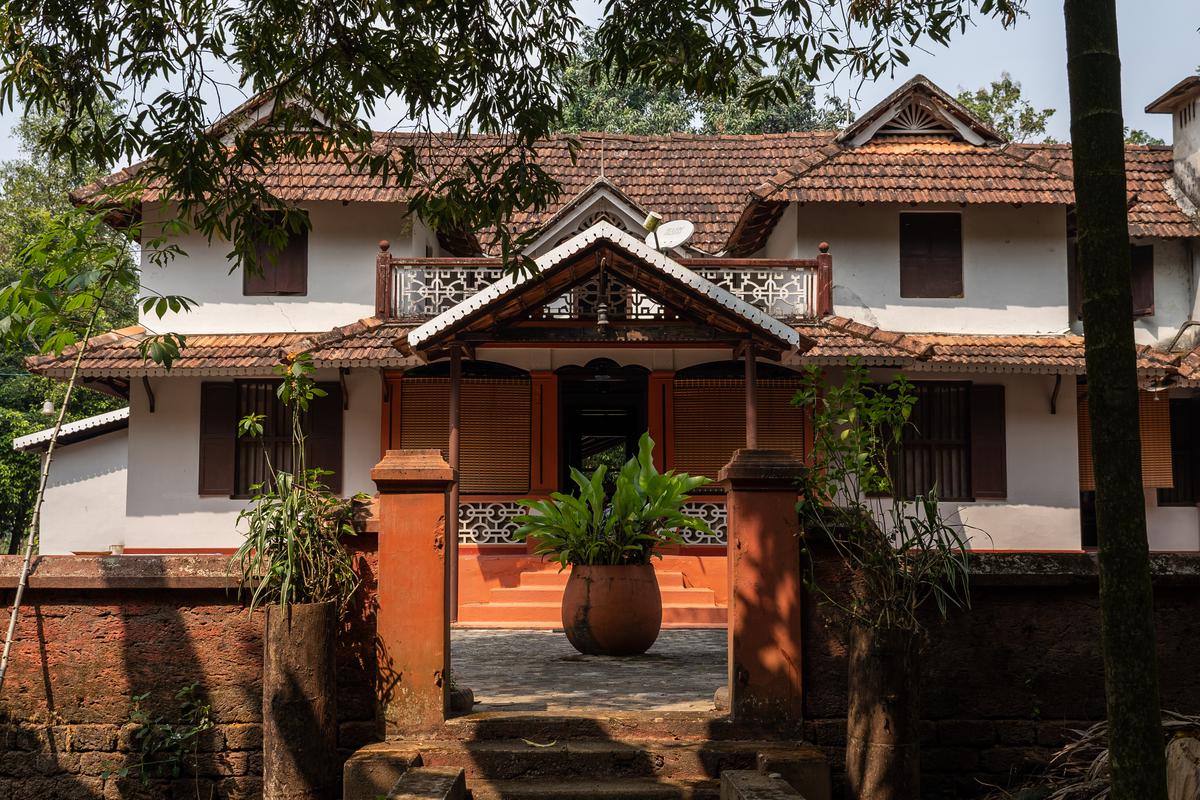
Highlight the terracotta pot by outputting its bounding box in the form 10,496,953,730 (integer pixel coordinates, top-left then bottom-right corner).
561,564,663,656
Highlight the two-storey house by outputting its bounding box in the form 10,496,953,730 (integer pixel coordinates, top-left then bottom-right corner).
17,75,1200,626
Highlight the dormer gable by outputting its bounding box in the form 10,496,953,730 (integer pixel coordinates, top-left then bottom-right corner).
838,74,1005,147
522,177,667,257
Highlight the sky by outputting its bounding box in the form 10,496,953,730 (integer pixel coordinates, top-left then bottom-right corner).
0,0,1195,165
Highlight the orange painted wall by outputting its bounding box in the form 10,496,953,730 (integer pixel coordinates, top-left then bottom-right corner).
457,548,730,606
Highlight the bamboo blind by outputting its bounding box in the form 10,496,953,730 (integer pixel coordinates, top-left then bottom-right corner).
1077,384,1173,491
399,377,532,493
672,378,805,480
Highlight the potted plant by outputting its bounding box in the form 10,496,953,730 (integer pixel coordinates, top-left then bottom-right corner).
515,433,711,656
231,353,367,800
793,362,973,800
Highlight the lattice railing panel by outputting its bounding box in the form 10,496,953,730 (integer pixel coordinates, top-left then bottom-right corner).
680,501,727,546
387,263,817,319
459,501,525,545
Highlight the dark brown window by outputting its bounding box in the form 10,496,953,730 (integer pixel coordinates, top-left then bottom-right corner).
1130,244,1154,317
892,381,1006,501
1067,242,1155,319
1157,398,1200,506
899,212,963,298
198,379,342,497
244,218,308,296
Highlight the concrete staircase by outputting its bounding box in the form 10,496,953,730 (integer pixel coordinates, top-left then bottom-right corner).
456,570,727,628
345,711,830,800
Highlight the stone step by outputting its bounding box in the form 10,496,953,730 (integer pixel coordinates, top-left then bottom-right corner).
487,585,718,605
456,602,727,628
467,777,721,799
518,570,688,589
433,711,794,743
407,739,819,783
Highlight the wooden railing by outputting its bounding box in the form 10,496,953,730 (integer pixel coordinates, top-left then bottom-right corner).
374,242,834,321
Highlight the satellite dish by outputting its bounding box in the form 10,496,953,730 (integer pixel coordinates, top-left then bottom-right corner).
645,219,695,251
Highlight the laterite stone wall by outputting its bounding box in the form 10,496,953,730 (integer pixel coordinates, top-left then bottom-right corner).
801,550,1200,798
0,540,379,800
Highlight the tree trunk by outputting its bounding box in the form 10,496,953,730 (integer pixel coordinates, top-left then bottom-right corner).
1062,2,1169,798
263,602,339,800
845,623,921,800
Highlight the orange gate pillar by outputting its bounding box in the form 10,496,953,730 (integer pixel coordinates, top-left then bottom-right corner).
720,448,806,726
372,449,455,735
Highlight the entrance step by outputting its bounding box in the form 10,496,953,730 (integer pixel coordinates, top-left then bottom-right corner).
406,738,817,783
458,570,726,628
344,712,829,800
467,777,721,799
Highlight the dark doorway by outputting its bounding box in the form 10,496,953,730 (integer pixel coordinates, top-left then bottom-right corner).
557,359,649,491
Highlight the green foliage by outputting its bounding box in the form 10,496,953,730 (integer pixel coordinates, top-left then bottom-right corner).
1124,128,1166,146
955,72,1056,143
105,683,214,785
793,362,972,634
515,433,711,568
0,409,38,552
558,32,846,135
232,354,366,615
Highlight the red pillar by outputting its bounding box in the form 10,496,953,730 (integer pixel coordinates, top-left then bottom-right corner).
447,348,461,622
372,449,455,735
720,448,805,726
647,370,675,471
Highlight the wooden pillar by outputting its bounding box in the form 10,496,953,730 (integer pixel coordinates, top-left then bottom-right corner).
448,347,462,623
380,370,404,458
375,240,393,318
371,449,455,735
530,371,560,493
720,448,805,726
647,370,675,471
815,242,833,317
744,346,759,449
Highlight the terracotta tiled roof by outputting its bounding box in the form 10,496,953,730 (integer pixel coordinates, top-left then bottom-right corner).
76,130,1199,257
794,317,1178,376
1020,143,1199,239
758,136,1077,206
24,319,414,377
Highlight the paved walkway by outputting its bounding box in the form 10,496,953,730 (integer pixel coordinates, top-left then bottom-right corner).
451,628,725,712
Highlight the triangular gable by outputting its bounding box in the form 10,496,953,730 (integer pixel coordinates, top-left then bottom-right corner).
838,74,1003,147
521,177,657,257
407,222,803,356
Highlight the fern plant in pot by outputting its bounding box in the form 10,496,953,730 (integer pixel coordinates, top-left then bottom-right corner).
231,354,367,800
515,433,711,656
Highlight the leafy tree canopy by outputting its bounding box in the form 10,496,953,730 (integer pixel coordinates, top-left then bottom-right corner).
557,32,847,135
955,72,1055,143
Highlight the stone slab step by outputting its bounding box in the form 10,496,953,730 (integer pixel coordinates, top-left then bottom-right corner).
409,739,818,782
457,602,726,627
389,766,467,800
519,571,688,589
435,711,738,742
487,586,718,605
467,777,721,799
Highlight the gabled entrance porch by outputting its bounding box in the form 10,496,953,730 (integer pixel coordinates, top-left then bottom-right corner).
378,221,821,626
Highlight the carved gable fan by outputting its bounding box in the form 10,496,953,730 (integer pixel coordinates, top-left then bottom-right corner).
878,99,956,136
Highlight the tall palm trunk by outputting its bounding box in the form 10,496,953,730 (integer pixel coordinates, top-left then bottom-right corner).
1063,2,1168,797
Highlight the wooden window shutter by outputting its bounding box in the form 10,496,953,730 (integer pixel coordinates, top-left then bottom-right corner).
900,213,963,298
969,384,1007,499
1130,244,1154,317
306,381,343,493
1077,385,1173,490
199,382,237,496
672,378,804,480
244,222,308,295
399,377,531,493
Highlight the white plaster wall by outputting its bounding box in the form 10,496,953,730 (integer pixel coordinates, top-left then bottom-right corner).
763,203,800,259
1174,101,1200,205
1145,493,1200,551
1132,237,1193,346
122,369,382,550
139,201,415,334
39,431,130,555
794,203,1071,334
